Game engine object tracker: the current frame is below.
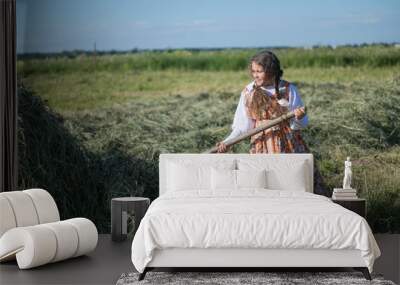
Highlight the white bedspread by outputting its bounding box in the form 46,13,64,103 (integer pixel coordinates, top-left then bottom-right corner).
131,190,380,273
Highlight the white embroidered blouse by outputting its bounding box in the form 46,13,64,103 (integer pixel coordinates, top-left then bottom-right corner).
223,81,308,143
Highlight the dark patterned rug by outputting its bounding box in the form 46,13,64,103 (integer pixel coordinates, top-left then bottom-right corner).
116,271,396,285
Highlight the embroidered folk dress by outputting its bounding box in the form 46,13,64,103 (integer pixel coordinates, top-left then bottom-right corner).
223,80,308,154
224,80,330,196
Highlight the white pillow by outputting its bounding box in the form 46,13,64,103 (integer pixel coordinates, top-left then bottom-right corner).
236,169,267,189
238,158,309,192
266,162,307,192
167,162,210,191
211,168,267,191
211,168,236,191
166,159,236,192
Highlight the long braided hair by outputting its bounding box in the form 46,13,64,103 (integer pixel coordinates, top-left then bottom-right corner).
247,51,284,120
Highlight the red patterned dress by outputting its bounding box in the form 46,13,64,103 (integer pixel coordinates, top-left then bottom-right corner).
245,82,308,154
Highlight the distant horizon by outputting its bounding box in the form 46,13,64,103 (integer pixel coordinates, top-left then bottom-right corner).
16,42,400,57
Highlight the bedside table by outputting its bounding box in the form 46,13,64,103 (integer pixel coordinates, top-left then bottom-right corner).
332,198,366,218
111,197,150,242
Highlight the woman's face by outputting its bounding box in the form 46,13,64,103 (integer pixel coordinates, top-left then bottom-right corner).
251,62,273,86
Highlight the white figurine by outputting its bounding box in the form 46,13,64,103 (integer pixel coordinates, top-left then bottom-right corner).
342,156,352,189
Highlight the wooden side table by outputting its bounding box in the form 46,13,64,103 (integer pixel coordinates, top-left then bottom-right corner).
111,197,150,242
332,198,366,218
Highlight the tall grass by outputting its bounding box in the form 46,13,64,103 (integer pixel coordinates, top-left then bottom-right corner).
18,46,400,76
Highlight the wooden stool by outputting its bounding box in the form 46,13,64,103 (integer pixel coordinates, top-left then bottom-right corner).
332,198,366,218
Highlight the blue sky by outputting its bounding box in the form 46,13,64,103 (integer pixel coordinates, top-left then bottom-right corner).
17,0,400,53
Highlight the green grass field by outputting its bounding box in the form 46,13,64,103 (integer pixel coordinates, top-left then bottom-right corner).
17,46,400,233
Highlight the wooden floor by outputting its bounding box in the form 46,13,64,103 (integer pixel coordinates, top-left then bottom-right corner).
0,234,398,285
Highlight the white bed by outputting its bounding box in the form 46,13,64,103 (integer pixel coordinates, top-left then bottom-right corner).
131,154,380,280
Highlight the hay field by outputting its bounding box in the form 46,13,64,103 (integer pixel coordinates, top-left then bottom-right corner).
17,46,400,233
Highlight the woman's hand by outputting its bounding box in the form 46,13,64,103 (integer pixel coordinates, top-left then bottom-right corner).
216,141,229,153
294,107,306,120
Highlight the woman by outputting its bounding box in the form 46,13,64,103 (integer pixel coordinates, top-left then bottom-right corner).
216,50,308,153
216,50,329,196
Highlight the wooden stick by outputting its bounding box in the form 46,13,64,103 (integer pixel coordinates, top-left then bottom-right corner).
204,110,299,154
